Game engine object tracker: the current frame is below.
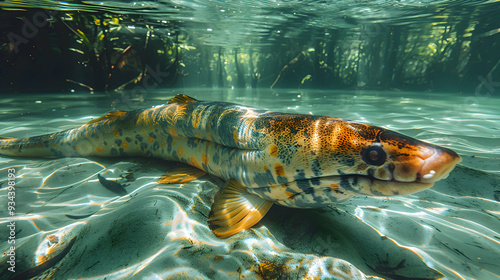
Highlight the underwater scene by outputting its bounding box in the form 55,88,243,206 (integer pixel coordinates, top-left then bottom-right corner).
0,0,499,280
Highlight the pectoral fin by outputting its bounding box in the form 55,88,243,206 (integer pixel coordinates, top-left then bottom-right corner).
208,179,273,238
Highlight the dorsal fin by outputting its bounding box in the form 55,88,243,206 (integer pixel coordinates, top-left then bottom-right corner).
86,111,127,125
208,179,273,238
168,94,197,104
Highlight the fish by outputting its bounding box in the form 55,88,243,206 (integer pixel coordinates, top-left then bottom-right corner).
0,94,461,238
97,173,129,196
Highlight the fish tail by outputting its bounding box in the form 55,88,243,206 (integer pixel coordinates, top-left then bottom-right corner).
0,109,152,158
0,133,72,157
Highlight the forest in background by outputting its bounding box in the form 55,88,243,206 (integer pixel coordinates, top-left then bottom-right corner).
0,4,499,94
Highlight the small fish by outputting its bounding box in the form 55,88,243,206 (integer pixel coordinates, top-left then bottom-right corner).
97,173,128,196
65,212,98,219
0,94,461,238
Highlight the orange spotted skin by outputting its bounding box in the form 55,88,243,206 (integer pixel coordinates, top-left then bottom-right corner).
0,95,461,208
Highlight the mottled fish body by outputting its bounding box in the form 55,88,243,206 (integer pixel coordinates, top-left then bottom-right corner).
0,95,461,237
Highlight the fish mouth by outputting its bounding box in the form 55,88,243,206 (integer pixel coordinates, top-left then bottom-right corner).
316,173,435,197
362,173,431,186
416,146,462,184
282,174,434,207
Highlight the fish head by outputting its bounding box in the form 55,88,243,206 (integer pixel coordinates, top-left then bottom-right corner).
329,121,461,196
376,128,461,184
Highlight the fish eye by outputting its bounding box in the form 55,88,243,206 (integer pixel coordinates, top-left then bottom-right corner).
362,143,386,166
